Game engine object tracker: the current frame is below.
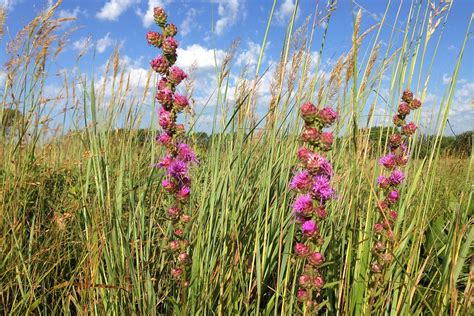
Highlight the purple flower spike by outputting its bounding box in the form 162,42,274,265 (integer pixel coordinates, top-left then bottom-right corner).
388,170,405,186
292,194,313,215
379,153,397,169
168,160,188,179
312,175,334,201
289,170,313,191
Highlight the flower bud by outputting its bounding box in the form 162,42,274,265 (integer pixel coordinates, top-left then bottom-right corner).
387,190,399,204
180,239,190,248
315,207,327,219
297,288,308,301
162,179,175,192
373,241,385,252
401,89,413,103
377,176,390,190
168,66,187,85
410,98,421,109
389,134,403,149
298,274,312,288
301,127,319,144
300,102,318,123
377,200,388,211
319,132,334,151
295,242,310,257
389,210,398,220
154,7,167,27
171,267,183,279
180,214,191,223
318,107,338,127
388,169,404,186
178,252,190,264
159,108,174,130
374,223,384,234
146,31,163,47
302,220,318,238
156,88,174,109
297,147,312,164
401,122,417,136
157,133,172,146
393,115,405,127
162,37,178,56
381,253,393,264
313,275,325,289
150,56,169,75
371,263,383,273
158,77,169,90
397,102,411,116
169,240,180,251
167,206,181,219
174,228,184,237
308,252,324,266
173,93,189,111
176,124,185,134
164,23,178,37
176,186,190,201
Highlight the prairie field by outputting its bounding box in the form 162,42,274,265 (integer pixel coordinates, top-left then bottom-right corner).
0,0,473,315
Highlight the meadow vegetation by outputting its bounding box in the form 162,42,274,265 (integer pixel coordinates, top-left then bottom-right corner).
0,0,472,315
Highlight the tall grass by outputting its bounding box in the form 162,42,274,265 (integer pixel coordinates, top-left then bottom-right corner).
0,0,472,315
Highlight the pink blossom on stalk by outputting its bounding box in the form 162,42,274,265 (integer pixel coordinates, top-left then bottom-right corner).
289,170,313,191
300,102,318,123
379,153,397,169
295,243,310,257
158,154,173,168
308,252,324,266
389,134,403,148
162,36,178,55
157,133,172,146
153,7,167,26
150,56,169,75
157,77,168,90
156,88,174,109
146,31,163,47
301,127,320,144
298,274,312,287
173,93,189,111
397,102,411,116
302,220,318,237
402,122,417,135
177,143,197,163
312,175,334,201
318,107,338,127
169,240,180,251
168,66,187,85
388,170,404,186
313,276,325,289
297,288,308,301
410,98,422,109
292,194,313,215
390,210,398,220
387,190,399,204
158,108,174,130
171,267,183,279
319,132,334,151
377,176,390,189
176,186,190,201
393,115,405,127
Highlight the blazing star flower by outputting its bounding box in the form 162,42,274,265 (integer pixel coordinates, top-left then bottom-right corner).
397,102,411,116
312,175,334,201
402,89,414,103
410,98,421,109
379,153,397,169
158,108,174,130
158,154,173,168
173,93,189,111
158,77,168,90
157,133,172,145
297,147,312,163
313,276,325,289
162,36,178,55
300,102,318,123
389,134,403,148
156,88,174,109
164,23,178,37
289,170,313,191
301,127,320,144
295,243,310,257
177,186,190,200
162,178,175,192
377,176,390,189
168,66,187,85
302,220,318,237
297,288,308,301
388,170,404,186
402,122,417,135
387,190,399,204
308,252,324,266
306,152,328,173
146,31,163,47
151,56,169,75
393,114,405,127
177,143,197,163
318,107,338,127
168,160,188,179
292,194,313,215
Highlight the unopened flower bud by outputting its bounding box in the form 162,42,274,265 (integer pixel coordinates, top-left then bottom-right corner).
387,190,399,204
318,107,338,127
402,89,413,103
301,127,319,144
402,122,417,136
164,23,177,37
377,176,390,190
146,31,163,47
174,228,184,237
410,98,421,109
171,267,183,279
162,37,178,56
313,275,325,289
168,66,187,85
374,223,384,234
397,102,411,116
169,240,180,251
167,206,181,219
162,179,175,192
295,242,310,257
393,115,405,127
319,132,334,151
373,241,385,252
389,134,403,148
308,252,324,266
180,214,191,223
154,7,167,27
300,102,318,123
297,288,308,301
298,274,312,288
150,56,169,75
371,263,383,273
178,252,190,264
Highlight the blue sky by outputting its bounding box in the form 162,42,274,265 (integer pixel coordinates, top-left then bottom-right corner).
0,0,473,134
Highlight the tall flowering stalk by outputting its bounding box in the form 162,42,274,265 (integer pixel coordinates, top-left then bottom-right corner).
147,7,196,287
289,102,338,311
369,89,422,299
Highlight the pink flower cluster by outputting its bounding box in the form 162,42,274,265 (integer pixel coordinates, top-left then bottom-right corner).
290,102,338,308
148,7,195,286
371,89,422,275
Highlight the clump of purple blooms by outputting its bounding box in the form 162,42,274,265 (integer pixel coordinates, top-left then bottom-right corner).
290,102,338,310
148,7,196,287
370,89,422,281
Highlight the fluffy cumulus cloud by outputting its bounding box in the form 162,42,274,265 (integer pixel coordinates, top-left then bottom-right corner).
96,0,139,21
180,8,198,36
73,37,91,52
96,32,114,53
211,0,241,35
275,0,298,24
175,44,226,72
236,41,262,67
58,6,81,19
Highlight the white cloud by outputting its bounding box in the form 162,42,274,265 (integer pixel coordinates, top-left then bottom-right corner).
442,73,467,85
0,70,6,87
180,8,198,36
58,6,81,19
275,0,298,24
96,0,139,21
73,37,91,52
175,44,226,71
236,41,261,67
211,0,241,35
137,0,172,28
96,33,113,53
